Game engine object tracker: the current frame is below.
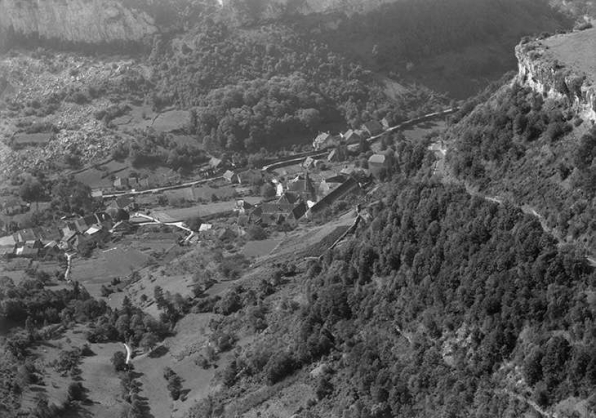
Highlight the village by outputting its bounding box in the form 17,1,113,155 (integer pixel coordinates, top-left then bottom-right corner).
0,109,452,300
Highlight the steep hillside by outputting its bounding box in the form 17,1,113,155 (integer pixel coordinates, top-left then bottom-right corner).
184,175,596,418
446,26,596,254
306,0,572,98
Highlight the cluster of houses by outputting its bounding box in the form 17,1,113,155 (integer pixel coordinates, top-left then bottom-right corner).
312,119,386,151
113,171,181,191
0,196,138,260
1,197,28,216
240,170,364,228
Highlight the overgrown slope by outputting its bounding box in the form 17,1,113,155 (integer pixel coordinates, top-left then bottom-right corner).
185,174,596,418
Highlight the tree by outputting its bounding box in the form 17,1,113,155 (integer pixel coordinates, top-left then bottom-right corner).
112,351,127,372
167,372,182,400
246,224,268,240
261,183,276,198
67,382,85,402
139,332,158,353
20,177,44,210
154,286,166,310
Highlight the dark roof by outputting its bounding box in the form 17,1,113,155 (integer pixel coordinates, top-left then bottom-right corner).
292,202,308,220
287,174,316,199
115,196,134,209
362,120,383,135
261,203,295,214
277,192,300,205
95,212,112,223
343,129,361,144
83,215,97,226
14,229,37,243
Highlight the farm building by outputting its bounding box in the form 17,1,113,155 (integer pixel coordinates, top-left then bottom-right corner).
113,177,129,189
342,129,362,145
13,228,39,246
108,196,136,211
302,156,316,170
234,200,253,215
0,234,16,256
209,157,223,170
223,170,240,184
368,154,391,179
327,146,348,162
15,245,39,258
361,120,384,137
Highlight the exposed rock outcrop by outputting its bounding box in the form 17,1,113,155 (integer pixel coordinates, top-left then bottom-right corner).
516,28,596,122
0,0,159,49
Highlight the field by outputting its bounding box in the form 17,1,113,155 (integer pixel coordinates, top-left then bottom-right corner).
159,196,261,220
266,213,357,262
544,26,596,84
71,247,148,298
242,238,281,258
402,119,446,142
151,110,189,133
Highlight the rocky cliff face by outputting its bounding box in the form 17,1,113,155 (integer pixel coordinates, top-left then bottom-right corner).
515,30,596,122
220,0,403,22
0,0,159,48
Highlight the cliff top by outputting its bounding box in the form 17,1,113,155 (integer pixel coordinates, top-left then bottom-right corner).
543,26,596,81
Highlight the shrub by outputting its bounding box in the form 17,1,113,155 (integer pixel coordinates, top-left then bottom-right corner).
264,352,297,385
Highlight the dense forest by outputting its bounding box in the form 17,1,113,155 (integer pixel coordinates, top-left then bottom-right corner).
446,80,596,254
186,172,596,417
151,20,441,151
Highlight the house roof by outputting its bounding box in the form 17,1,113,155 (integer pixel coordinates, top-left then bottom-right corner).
368,154,387,165
292,202,308,220
14,229,37,243
277,192,300,205
0,235,16,247
210,157,222,168
261,203,295,214
287,173,316,198
235,200,253,210
85,225,102,236
362,120,383,135
15,246,38,256
115,196,134,209
343,129,361,144
199,223,213,232
223,170,237,181
314,132,330,142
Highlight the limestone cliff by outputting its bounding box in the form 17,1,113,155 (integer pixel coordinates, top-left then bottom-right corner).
516,27,596,122
221,0,403,22
0,0,161,49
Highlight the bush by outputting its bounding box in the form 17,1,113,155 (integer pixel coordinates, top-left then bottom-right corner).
111,351,127,372
264,352,297,385
246,225,268,240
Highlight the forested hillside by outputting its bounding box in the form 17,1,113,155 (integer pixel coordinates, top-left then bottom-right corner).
446,79,596,254
152,21,441,152
187,171,596,417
